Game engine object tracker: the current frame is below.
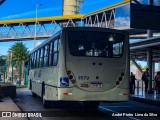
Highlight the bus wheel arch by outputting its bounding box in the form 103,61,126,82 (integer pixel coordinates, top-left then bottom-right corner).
29,79,32,90
30,80,37,97
41,82,45,97
42,82,52,108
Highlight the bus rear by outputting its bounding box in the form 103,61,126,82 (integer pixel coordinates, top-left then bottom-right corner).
58,27,129,107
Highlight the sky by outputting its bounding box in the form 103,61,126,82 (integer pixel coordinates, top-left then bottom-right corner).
0,0,157,69
0,0,123,56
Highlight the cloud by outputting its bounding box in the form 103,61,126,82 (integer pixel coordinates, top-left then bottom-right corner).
0,6,61,20
28,48,33,52
0,11,35,19
36,42,42,46
0,46,10,55
115,17,130,27
27,42,42,52
84,0,105,6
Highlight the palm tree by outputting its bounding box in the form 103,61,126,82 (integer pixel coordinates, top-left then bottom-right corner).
10,42,29,61
10,42,30,84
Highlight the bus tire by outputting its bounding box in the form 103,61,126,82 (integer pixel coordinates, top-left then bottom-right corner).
42,86,51,108
29,80,32,90
83,101,100,110
32,92,37,97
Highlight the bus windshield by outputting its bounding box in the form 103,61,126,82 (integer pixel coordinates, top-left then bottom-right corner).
68,31,125,58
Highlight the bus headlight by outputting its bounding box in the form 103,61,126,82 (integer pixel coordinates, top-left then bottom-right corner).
69,75,73,79
116,72,125,86
116,81,120,85
67,70,76,85
121,72,125,77
119,77,122,81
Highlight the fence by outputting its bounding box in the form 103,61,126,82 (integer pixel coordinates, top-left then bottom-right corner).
135,79,157,95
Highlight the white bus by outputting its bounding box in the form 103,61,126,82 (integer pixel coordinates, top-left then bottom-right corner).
28,27,129,109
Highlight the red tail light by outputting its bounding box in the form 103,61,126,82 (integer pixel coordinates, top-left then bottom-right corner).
67,70,76,85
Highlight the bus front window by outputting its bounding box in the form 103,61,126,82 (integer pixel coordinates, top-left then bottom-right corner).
68,31,125,58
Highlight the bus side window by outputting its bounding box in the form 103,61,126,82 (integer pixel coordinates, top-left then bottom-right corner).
32,53,34,69
34,51,37,68
49,42,53,66
29,55,32,69
40,48,44,67
37,50,40,68
44,45,49,67
58,39,61,51
113,42,123,57
53,39,58,66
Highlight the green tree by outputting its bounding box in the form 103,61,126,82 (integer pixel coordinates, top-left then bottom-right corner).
138,63,147,71
0,55,8,80
10,42,29,61
10,42,30,84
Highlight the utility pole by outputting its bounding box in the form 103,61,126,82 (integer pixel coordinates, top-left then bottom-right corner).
34,4,43,48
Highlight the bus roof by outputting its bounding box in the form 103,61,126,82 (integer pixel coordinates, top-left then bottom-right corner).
30,30,62,54
30,27,128,54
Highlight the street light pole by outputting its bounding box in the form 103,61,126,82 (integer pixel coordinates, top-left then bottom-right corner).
11,51,13,83
34,3,43,48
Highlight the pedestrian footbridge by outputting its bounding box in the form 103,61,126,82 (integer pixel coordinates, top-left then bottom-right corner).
0,0,160,41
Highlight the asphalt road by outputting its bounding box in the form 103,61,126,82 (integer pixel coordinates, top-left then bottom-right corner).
14,88,160,120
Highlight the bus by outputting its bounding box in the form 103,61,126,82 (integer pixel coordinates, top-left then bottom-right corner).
28,27,129,109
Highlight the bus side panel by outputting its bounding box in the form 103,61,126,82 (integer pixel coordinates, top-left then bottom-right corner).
118,34,129,91
33,82,42,96
45,85,58,101
57,87,128,101
57,29,74,88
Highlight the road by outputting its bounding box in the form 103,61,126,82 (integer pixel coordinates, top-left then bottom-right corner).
14,88,160,120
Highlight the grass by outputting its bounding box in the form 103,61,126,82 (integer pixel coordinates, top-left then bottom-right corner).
16,85,28,88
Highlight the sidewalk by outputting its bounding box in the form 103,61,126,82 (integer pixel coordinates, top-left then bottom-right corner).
130,88,160,106
0,97,28,120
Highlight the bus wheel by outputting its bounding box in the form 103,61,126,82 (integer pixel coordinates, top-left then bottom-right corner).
32,92,37,97
83,101,100,110
42,88,51,108
29,80,32,90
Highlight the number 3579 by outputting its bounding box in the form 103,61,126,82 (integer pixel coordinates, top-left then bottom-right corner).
78,76,89,80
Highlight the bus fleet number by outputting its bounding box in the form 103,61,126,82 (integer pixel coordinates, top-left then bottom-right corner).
78,76,89,80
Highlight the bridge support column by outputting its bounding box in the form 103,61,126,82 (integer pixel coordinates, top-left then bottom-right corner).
148,0,154,5
147,49,154,94
156,0,160,5
152,62,155,89
147,0,154,94
156,0,160,71
147,30,153,38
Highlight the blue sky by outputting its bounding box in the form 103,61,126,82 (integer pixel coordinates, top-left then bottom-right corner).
0,0,156,69
0,0,123,56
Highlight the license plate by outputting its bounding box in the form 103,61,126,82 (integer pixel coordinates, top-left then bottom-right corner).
90,83,103,88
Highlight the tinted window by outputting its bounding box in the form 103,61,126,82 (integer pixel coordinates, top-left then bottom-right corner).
36,50,40,68
49,42,53,66
44,45,49,67
53,39,59,65
39,48,44,67
68,31,125,58
31,53,34,68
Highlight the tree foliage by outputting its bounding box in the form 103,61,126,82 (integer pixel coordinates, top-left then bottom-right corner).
10,42,30,61
138,63,147,71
